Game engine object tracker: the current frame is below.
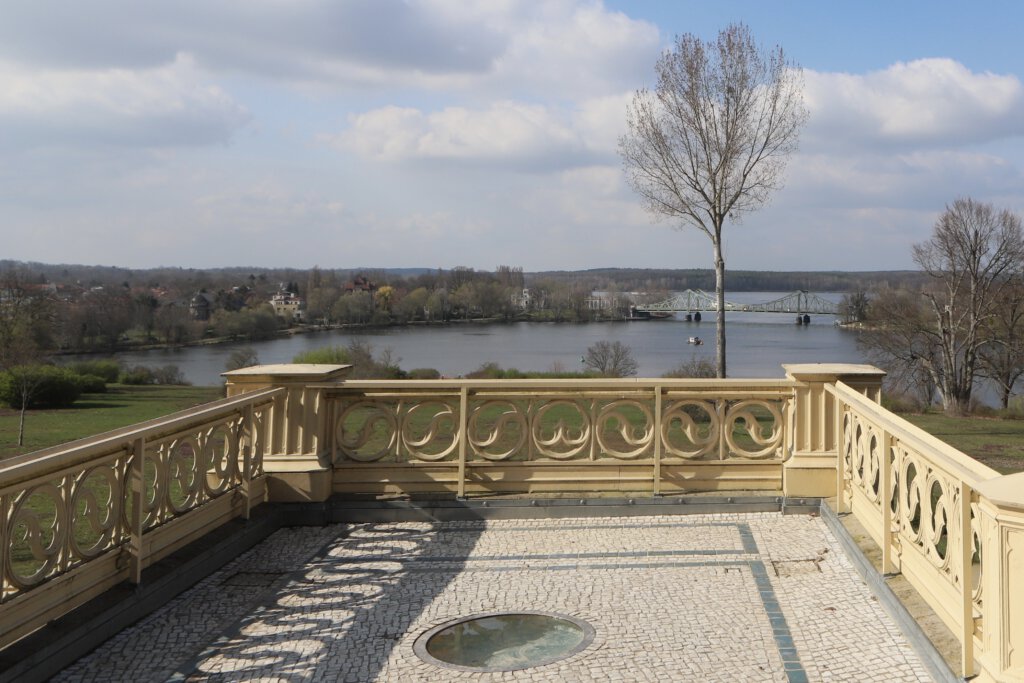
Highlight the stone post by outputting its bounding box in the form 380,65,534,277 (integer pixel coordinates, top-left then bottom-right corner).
974,472,1024,682
781,363,886,497
222,364,351,503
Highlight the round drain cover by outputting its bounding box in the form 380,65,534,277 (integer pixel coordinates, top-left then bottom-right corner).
414,611,595,672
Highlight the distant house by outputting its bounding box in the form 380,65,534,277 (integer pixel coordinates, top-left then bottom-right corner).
343,275,376,294
189,292,215,321
270,291,304,321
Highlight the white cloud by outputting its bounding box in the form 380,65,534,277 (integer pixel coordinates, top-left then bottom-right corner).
804,59,1024,150
0,1,659,98
332,102,588,165
0,53,249,149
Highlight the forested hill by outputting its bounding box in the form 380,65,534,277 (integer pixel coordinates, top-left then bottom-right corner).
2,260,923,294
529,268,927,292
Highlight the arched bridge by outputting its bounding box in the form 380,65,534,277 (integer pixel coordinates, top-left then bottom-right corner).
635,290,839,315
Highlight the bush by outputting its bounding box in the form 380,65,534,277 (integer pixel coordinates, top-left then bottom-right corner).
74,373,108,393
293,345,351,365
153,365,190,385
0,365,82,409
66,359,121,383
407,368,442,380
293,341,405,379
118,364,189,386
119,366,155,385
662,357,717,379
464,362,594,380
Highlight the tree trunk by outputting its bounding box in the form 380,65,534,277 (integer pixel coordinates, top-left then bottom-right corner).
17,402,26,447
714,240,727,378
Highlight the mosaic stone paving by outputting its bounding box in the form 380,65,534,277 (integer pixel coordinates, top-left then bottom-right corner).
55,513,935,682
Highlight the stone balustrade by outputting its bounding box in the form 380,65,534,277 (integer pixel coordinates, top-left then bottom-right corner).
1,362,1023,681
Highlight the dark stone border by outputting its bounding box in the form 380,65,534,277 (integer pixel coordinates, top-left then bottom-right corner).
412,611,596,672
3,495,957,683
324,495,821,523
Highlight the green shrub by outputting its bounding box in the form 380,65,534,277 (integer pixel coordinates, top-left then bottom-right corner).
0,365,83,409
464,362,593,380
67,359,121,383
119,366,156,385
407,368,442,380
293,345,351,364
74,374,108,393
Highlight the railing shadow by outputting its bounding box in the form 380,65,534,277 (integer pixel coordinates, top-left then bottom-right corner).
184,517,483,681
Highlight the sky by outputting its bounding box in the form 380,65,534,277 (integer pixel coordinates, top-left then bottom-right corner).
2,1,1023,273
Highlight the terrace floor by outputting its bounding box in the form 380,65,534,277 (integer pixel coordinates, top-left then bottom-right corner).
55,512,937,682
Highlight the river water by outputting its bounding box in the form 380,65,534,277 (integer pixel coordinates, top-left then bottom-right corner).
104,292,868,386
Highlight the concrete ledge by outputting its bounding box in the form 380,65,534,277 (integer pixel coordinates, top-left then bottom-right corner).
820,502,960,683
0,507,284,683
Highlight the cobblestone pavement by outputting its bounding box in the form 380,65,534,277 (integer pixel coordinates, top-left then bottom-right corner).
55,513,935,682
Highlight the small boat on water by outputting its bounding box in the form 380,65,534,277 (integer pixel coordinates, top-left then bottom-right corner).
687,336,703,345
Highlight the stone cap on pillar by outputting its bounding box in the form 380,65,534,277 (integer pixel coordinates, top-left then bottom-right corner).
783,363,886,383
975,472,1024,512
222,364,353,395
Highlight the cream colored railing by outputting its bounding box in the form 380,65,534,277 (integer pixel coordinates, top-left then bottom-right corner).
829,380,1024,680
327,378,794,497
7,363,1024,682
0,387,281,648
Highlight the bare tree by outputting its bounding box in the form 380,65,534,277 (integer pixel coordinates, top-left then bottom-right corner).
859,286,939,409
978,276,1024,409
0,270,53,446
863,199,1024,415
620,23,807,377
584,341,638,377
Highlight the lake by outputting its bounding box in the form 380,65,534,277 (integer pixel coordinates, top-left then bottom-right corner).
103,292,867,386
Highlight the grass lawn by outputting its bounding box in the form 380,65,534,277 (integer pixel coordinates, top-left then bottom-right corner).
0,384,223,459
900,411,1024,474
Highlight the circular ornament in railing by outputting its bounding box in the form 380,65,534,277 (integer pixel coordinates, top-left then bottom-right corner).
70,464,122,559
595,400,653,459
414,611,595,672
8,482,67,589
401,401,458,461
468,400,527,461
661,399,717,459
203,424,239,495
335,400,398,462
532,400,590,459
168,437,201,513
723,400,783,459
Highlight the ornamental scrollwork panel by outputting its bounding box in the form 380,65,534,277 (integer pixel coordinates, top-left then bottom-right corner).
333,392,789,463
401,400,459,461
595,400,654,460
70,460,128,561
2,399,271,605
723,400,784,460
335,400,400,462
335,399,458,463
468,400,527,461
849,414,883,507
531,399,591,460
893,442,964,588
6,481,69,592
661,400,718,459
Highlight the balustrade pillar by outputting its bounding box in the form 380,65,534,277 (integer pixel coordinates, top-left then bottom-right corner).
223,364,351,503
781,363,885,497
975,473,1024,682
